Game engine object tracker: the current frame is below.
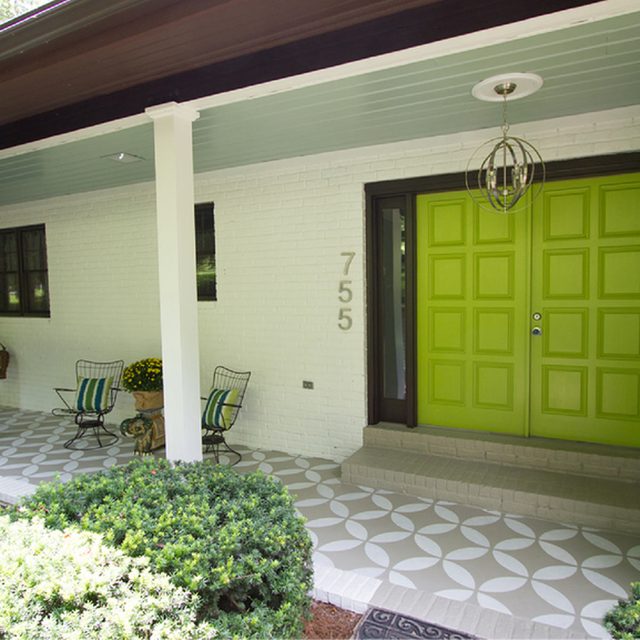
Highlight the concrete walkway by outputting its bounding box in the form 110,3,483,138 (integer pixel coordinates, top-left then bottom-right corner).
1,408,637,639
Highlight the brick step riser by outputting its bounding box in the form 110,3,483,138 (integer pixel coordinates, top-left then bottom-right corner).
364,429,640,482
342,463,640,536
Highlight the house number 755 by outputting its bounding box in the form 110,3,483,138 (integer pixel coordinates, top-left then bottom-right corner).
338,252,355,330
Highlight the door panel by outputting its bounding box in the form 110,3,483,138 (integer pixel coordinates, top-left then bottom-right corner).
529,173,640,447
417,190,529,435
417,173,639,447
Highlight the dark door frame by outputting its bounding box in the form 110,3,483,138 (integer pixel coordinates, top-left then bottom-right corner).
365,151,640,426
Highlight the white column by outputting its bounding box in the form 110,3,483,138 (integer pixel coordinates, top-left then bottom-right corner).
147,102,202,462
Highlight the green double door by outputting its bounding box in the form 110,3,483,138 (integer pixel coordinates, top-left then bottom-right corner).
416,173,640,447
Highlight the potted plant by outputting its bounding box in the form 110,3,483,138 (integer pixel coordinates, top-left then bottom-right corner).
122,357,163,412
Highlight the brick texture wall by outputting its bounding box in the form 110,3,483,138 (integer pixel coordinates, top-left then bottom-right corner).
0,106,638,461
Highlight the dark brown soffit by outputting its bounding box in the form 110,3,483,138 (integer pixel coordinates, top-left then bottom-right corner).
1,0,601,151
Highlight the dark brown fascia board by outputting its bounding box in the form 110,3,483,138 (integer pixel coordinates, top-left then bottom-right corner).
0,0,438,124
1,0,601,150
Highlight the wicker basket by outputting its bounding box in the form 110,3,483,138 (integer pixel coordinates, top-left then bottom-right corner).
0,344,9,379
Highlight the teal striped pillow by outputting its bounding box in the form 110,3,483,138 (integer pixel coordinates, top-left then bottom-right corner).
75,377,113,412
202,388,238,430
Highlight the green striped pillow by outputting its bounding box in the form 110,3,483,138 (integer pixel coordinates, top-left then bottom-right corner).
75,377,113,412
202,388,239,430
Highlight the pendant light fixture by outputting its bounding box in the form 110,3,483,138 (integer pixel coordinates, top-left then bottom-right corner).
465,73,545,214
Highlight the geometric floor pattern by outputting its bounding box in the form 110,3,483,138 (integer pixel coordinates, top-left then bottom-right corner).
1,408,638,639
0,408,135,483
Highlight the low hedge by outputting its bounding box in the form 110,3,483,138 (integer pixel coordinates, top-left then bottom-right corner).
0,515,217,640
14,458,313,639
604,582,640,640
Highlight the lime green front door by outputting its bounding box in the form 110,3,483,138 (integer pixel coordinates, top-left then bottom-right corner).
529,174,640,446
416,190,530,436
417,173,640,447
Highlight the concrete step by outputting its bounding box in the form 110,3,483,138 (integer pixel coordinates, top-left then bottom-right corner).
341,445,640,535
0,477,36,505
364,423,640,482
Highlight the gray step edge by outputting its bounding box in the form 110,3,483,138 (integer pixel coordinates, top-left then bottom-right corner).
342,446,640,535
365,424,640,482
0,477,37,505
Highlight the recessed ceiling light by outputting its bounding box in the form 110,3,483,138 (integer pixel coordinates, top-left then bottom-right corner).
103,152,145,163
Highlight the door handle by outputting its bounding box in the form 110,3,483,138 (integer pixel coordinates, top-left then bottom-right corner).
531,326,543,336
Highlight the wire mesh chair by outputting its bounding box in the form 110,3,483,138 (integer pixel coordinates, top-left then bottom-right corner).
201,366,251,465
53,359,124,450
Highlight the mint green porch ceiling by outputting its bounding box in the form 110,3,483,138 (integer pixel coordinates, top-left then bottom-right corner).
1,11,639,206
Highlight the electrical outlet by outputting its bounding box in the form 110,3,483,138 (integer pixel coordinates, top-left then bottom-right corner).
302,380,314,390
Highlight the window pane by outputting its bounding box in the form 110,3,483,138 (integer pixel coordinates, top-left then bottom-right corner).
197,258,216,300
26,271,49,312
21,229,45,270
0,225,49,316
0,233,18,272
0,273,20,312
381,206,406,400
195,203,216,301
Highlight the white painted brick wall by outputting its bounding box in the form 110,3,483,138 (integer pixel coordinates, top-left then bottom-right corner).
0,183,161,421
0,106,638,461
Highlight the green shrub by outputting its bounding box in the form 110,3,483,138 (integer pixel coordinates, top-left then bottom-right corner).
15,458,313,639
604,582,640,640
0,515,216,640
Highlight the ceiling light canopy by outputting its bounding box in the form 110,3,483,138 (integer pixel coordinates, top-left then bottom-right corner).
466,72,545,214
103,152,145,164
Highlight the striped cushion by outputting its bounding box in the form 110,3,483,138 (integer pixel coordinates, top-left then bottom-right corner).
202,388,239,430
75,377,113,412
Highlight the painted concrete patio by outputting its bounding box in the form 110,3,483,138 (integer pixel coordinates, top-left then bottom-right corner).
0,407,638,639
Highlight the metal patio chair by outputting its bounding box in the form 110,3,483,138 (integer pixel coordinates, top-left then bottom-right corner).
201,366,251,465
53,359,124,450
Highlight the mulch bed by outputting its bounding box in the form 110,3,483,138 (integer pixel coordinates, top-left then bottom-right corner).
304,601,363,639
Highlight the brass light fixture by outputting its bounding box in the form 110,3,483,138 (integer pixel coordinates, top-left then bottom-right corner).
466,73,545,214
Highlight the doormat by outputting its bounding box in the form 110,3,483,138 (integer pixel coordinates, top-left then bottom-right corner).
354,607,479,640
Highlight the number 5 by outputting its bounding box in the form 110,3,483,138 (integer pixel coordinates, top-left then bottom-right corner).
338,308,352,330
339,280,353,303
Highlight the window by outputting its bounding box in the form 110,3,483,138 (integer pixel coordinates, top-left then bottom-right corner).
0,224,49,316
195,203,216,301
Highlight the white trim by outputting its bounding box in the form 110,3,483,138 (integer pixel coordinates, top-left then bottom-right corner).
146,102,200,123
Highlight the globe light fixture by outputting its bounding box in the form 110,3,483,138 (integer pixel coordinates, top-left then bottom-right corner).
466,73,545,214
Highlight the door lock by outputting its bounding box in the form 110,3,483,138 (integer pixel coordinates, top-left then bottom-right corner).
532,312,542,321
531,326,543,336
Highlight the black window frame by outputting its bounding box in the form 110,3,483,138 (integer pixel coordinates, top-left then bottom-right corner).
195,202,217,301
0,223,50,317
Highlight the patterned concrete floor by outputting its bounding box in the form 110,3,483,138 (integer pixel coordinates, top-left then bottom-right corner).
1,408,638,639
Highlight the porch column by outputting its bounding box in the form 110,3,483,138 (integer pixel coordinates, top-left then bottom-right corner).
147,102,202,462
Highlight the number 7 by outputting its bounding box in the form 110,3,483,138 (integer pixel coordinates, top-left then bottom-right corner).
341,251,355,276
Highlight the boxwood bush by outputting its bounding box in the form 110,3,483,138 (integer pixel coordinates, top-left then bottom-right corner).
0,515,216,640
604,582,640,640
14,458,313,639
